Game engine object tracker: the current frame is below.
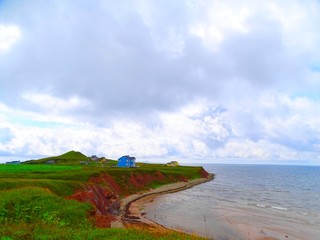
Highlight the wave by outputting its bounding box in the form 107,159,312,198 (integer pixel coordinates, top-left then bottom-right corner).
271,205,288,211
253,203,288,211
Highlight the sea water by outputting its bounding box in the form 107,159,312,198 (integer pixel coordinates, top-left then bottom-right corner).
146,164,320,240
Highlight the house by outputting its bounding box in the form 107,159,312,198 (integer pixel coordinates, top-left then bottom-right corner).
90,155,98,161
100,157,108,163
5,160,21,164
99,157,108,166
166,161,179,167
117,155,136,168
80,161,90,165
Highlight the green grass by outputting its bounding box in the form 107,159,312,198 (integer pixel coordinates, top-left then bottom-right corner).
24,150,90,165
0,187,91,226
1,225,204,240
0,187,205,240
0,164,81,173
0,187,93,239
0,164,205,196
0,179,83,196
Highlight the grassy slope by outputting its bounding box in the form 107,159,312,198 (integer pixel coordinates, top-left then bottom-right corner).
24,150,90,164
0,164,205,196
0,187,204,240
0,153,207,239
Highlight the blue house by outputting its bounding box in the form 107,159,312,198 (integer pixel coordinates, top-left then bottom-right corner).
117,155,136,168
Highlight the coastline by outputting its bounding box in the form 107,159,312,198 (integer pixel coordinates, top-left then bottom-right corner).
120,173,291,240
119,173,214,230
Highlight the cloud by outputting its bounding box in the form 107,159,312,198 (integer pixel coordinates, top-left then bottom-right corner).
22,93,92,114
0,24,21,52
0,0,314,114
0,0,320,164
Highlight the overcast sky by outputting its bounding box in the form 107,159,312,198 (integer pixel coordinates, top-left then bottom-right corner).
1,0,320,165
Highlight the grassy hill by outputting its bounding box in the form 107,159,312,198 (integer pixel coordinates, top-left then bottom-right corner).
24,150,118,166
24,150,90,164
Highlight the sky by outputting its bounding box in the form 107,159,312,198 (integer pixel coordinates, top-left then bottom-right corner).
1,0,320,165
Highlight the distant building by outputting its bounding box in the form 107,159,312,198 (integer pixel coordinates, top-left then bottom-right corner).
100,157,108,165
118,155,136,168
46,160,55,164
166,161,179,167
90,155,98,161
6,160,21,164
80,161,90,165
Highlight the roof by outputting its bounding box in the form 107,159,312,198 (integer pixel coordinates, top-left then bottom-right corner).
118,155,136,160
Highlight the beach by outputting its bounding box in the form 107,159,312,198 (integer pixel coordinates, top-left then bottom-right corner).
141,164,320,240
118,165,320,240
120,174,214,230
120,175,303,240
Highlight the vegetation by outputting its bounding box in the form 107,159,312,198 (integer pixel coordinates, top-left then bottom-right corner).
0,151,207,239
0,163,205,196
0,187,204,240
24,150,90,164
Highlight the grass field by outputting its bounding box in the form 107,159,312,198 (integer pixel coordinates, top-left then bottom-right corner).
0,187,205,240
0,163,205,195
0,153,208,239
0,164,81,173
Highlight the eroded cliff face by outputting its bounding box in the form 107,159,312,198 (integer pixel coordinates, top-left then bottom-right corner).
67,168,210,227
199,168,209,178
129,171,165,188
67,185,120,215
67,173,122,227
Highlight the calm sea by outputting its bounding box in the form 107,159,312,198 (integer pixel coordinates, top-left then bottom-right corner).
146,164,320,240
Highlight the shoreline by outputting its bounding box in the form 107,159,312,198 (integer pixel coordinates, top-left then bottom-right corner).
119,174,291,240
119,174,214,230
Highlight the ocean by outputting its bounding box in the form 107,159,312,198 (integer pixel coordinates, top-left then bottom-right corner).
145,164,320,240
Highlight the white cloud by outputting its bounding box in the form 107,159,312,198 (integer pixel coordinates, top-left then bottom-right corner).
0,24,21,52
1,94,320,164
22,93,92,114
0,1,320,165
189,1,252,50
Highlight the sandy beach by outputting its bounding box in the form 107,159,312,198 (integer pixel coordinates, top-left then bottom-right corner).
119,170,318,240
120,174,214,230
135,164,320,240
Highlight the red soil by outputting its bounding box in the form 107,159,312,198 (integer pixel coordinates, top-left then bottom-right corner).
178,175,189,182
129,171,166,189
68,184,120,215
89,173,123,194
67,168,209,228
199,168,209,178
90,215,117,228
68,173,122,227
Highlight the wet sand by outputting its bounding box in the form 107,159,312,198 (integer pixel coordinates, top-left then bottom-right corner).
119,173,318,240
143,193,319,240
212,206,319,240
121,175,314,240
120,174,214,229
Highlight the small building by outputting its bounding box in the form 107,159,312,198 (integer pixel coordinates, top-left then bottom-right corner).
99,157,108,162
80,161,90,165
117,155,136,168
166,161,179,167
100,157,108,165
46,160,55,164
5,160,21,164
90,155,98,161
